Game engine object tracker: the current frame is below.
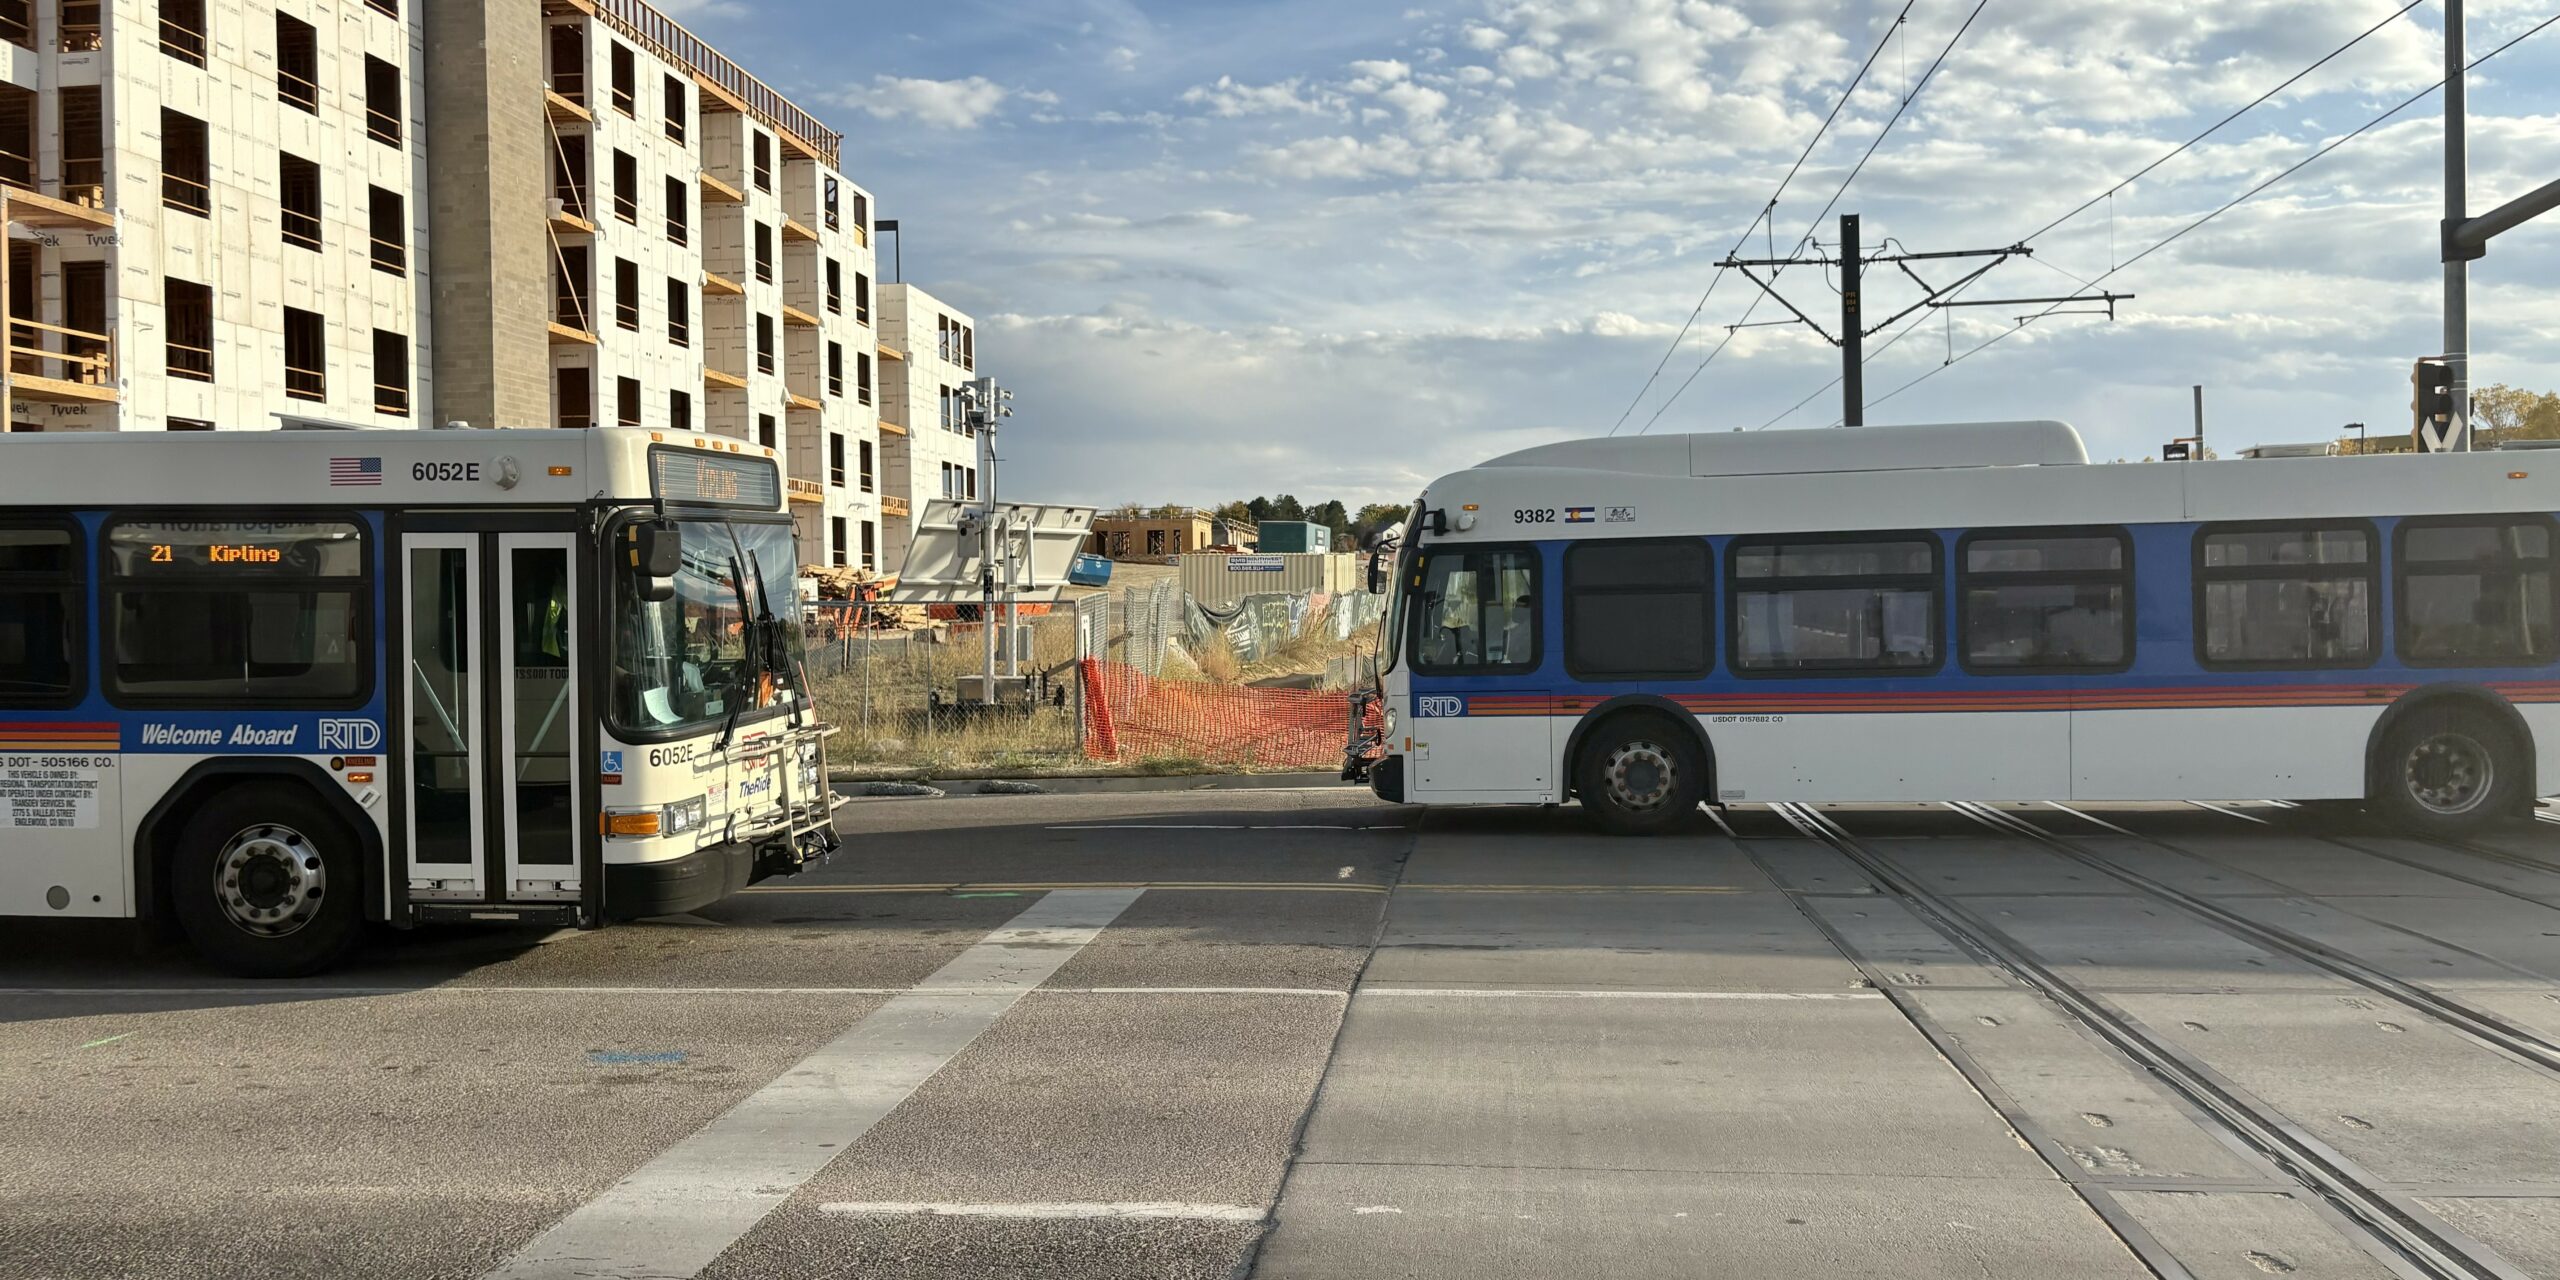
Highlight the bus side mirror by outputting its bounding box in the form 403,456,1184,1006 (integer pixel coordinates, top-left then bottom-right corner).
1366,552,1388,595
628,522,682,603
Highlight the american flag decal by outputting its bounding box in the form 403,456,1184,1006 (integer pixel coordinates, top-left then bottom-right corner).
329,456,383,486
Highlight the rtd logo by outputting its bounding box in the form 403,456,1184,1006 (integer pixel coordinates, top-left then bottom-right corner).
317,719,382,752
1416,696,1466,718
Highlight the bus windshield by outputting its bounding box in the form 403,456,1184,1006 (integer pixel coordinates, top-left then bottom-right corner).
611,515,799,735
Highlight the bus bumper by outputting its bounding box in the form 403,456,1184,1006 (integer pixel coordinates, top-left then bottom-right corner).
605,839,758,920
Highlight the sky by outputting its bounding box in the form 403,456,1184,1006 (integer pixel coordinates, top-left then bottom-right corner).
666,0,2560,508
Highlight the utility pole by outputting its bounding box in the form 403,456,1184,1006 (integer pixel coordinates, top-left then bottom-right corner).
1841,215,1864,427
2437,0,2560,452
960,376,1015,695
1720,214,2131,427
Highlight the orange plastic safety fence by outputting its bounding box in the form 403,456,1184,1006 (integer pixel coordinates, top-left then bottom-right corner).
1081,659,1369,769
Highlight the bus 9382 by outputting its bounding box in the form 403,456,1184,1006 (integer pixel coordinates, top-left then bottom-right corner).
0,427,840,975
1347,421,2559,838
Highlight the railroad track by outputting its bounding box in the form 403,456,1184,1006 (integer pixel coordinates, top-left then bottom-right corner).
1766,801,2537,1280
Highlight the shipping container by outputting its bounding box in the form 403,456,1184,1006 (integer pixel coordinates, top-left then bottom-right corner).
1257,520,1332,553
1177,551,1361,606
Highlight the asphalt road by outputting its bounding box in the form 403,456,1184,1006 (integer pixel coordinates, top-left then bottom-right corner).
5,791,2560,1279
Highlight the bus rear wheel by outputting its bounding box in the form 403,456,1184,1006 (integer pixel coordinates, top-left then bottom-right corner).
1576,715,1705,836
2373,708,2524,838
171,784,363,978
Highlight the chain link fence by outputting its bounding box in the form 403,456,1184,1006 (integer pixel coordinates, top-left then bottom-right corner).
801,584,1385,774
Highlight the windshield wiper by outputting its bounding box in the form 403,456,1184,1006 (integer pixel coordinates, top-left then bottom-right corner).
712,550,754,754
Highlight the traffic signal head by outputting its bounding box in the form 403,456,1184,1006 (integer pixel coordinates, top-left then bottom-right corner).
2412,358,2454,432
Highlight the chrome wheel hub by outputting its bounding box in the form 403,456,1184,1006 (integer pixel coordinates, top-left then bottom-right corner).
2406,732,2493,816
215,824,325,937
1604,741,1677,811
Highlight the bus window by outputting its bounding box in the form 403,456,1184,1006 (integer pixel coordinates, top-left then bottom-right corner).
1730,534,1938,674
2196,523,2376,668
0,523,80,707
1566,539,1710,679
1412,548,1537,673
103,518,370,704
2396,517,2557,666
610,516,796,733
1958,531,2131,673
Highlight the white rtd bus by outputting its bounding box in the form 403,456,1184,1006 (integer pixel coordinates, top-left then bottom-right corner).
0,427,839,975
1348,422,2560,837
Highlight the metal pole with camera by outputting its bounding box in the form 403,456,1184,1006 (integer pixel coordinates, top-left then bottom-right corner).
960,376,1015,704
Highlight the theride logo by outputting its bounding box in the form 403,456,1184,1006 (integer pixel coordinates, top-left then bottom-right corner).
317,719,382,752
1416,696,1466,718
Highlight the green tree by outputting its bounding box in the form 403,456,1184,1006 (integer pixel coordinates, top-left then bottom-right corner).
1353,502,1409,531
1245,496,1274,524
2476,384,2560,440
1307,499,1351,543
1213,500,1254,525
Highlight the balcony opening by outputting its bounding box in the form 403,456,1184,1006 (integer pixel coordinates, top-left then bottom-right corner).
756,314,774,375
59,87,101,207
618,376,640,427
554,244,592,332
160,0,205,66
664,74,686,143
364,55,401,146
282,306,325,401
556,365,592,429
751,132,770,192
551,135,588,220
373,329,409,416
753,223,772,284
612,149,637,224
667,278,689,346
369,186,407,275
160,109,210,216
61,261,107,388
548,24,584,103
0,84,31,193
609,41,635,116
664,175,687,245
277,14,319,114
58,0,99,52
5,242,31,374
165,277,213,382
279,154,322,251
613,257,638,331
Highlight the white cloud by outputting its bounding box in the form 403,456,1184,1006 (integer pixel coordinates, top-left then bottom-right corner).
1179,75,1343,118
1106,46,1139,73
834,75,1019,129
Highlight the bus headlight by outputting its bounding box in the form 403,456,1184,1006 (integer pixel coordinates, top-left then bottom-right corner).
604,796,709,839
662,796,708,836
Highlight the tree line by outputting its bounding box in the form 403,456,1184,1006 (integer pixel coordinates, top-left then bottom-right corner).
1204,496,1411,546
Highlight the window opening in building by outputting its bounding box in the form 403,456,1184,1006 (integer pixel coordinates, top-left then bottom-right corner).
279,154,322,251
612,150,638,224
363,55,400,146
827,341,843,397
858,440,873,492
609,42,635,115
373,329,409,416
369,187,407,275
165,277,212,381
756,315,775,375
664,174,688,244
668,389,691,432
556,365,591,429
613,258,640,330
554,244,591,331
663,73,686,142
160,109,209,215
617,376,640,427
282,306,326,402
751,132,770,191
276,14,318,113
753,223,773,284
667,278,689,346
160,0,205,65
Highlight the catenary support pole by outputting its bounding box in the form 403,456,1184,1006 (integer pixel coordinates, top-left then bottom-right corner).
2444,0,2471,450
1841,214,1864,427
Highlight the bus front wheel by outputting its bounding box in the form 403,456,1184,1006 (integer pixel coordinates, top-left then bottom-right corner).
171,784,363,978
2373,708,2524,838
1575,715,1705,836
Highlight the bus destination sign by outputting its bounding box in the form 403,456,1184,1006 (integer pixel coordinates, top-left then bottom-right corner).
652,449,781,509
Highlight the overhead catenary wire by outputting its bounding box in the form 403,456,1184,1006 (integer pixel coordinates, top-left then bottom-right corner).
1856,8,2560,418
1750,0,2454,429
1636,0,1991,436
1602,1,1916,438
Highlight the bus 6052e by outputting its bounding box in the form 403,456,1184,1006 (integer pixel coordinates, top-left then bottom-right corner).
0,427,840,975
1347,421,2560,837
